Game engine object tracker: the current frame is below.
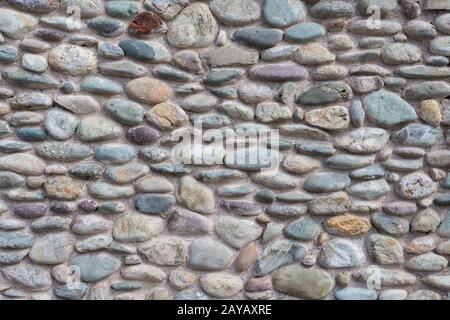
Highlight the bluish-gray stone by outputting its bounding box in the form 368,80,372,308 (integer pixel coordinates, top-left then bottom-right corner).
303,172,350,193
70,253,121,283
135,194,175,214
284,216,320,240
95,144,136,164
335,288,377,300
393,124,443,147
104,99,144,125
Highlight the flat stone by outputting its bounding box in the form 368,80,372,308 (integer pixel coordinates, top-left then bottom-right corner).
139,237,187,266
168,208,212,235
144,0,188,20
135,194,175,214
324,215,370,236
88,181,134,199
422,275,450,291
304,172,350,193
0,231,34,249
318,238,365,268
393,124,443,147
167,3,218,48
304,106,349,130
188,238,234,271
308,192,351,215
36,142,92,162
2,263,51,291
349,179,390,200
255,240,306,276
105,162,149,184
3,67,58,89
354,267,416,287
0,8,38,39
426,150,450,168
200,273,243,298
368,234,404,265
381,43,421,65
178,176,215,214
335,288,377,300
113,213,164,242
94,144,136,164
71,253,121,283
81,76,122,95
54,95,100,115
233,27,283,48
44,109,79,141
29,233,74,265
121,265,165,282
250,63,308,81
119,40,170,63
126,77,172,105
348,20,401,36
397,173,436,200
297,82,352,105
284,216,320,240
0,153,46,175
211,0,260,25
371,213,410,237
273,265,334,299
263,0,306,27
363,90,417,128
48,45,97,76
216,215,263,248
285,23,326,42
406,252,448,271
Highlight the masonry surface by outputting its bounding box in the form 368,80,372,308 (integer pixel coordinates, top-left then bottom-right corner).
0,0,449,300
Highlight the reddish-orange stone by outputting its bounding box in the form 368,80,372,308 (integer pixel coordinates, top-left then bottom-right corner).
128,11,166,37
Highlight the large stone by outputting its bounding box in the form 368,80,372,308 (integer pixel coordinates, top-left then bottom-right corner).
367,234,404,265
167,3,218,48
263,0,306,27
0,8,38,39
255,240,306,276
139,237,187,266
336,128,389,154
48,45,97,76
76,116,123,142
0,153,46,175
304,106,349,130
397,173,437,200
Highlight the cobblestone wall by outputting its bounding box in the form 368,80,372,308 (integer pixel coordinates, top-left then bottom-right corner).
0,0,449,300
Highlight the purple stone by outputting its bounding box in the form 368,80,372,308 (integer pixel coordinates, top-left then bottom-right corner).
250,63,308,82
13,203,48,219
126,126,160,145
78,199,98,212
382,201,417,216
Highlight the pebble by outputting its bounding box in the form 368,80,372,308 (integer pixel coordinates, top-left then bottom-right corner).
77,116,123,142
304,172,350,193
263,0,306,27
335,288,377,300
119,40,170,63
200,273,243,298
273,265,333,299
135,194,175,214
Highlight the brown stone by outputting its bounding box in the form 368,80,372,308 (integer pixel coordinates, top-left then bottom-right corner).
324,215,371,236
128,11,166,37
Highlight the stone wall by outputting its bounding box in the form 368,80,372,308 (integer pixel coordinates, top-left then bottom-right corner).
0,0,449,300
